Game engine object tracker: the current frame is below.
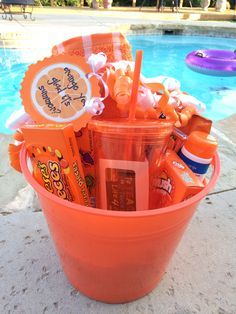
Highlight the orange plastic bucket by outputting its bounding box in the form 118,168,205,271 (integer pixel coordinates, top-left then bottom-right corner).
20,146,220,304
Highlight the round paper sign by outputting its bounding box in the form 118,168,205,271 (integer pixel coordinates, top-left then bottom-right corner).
21,55,100,130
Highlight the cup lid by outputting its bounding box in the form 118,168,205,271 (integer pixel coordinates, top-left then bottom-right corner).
88,118,174,136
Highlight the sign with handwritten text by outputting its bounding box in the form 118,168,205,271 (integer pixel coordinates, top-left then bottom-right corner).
21,55,100,130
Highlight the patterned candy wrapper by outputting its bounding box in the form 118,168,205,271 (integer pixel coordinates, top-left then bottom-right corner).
21,124,90,206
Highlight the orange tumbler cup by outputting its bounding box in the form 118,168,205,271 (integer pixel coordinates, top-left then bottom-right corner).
88,118,174,210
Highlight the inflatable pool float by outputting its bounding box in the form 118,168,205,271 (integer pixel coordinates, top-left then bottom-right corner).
186,50,236,76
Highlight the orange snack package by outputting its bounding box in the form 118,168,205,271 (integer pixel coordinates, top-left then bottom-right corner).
180,114,212,135
75,127,96,207
21,124,90,206
151,149,204,208
168,115,212,153
167,127,187,153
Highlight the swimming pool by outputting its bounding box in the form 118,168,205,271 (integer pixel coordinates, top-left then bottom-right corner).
1,35,236,134
128,34,236,120
0,49,34,134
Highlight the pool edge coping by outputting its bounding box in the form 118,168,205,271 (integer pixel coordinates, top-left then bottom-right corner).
1,22,236,48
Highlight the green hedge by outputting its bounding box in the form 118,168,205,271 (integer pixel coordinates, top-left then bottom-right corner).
229,0,235,9
113,0,202,6
34,0,86,6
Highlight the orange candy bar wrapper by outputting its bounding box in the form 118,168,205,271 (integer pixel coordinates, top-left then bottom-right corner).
152,149,204,208
75,127,96,207
21,124,90,206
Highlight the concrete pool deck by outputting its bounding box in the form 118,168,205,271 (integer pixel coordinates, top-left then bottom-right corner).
0,8,236,313
1,6,236,51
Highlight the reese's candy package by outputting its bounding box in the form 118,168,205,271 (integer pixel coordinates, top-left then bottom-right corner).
21,124,90,206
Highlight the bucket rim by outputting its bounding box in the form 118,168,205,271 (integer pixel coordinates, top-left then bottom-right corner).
20,145,220,218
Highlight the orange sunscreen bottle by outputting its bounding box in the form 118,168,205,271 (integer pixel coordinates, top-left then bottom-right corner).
21,124,90,206
178,131,218,181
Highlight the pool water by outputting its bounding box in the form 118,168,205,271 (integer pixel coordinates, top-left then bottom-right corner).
128,35,236,121
0,49,33,134
1,35,236,133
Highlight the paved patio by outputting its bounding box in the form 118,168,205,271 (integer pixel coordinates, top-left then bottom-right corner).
1,6,236,52
0,7,236,313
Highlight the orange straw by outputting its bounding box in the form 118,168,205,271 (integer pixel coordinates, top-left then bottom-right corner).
125,50,143,161
129,50,143,121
